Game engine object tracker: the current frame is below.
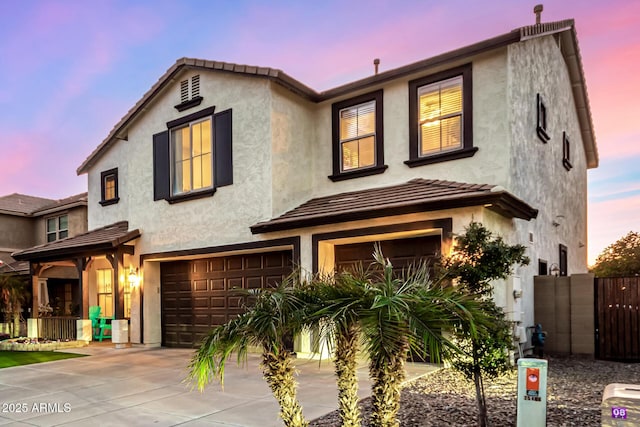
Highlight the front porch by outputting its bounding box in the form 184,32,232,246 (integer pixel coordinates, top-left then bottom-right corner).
11,221,141,348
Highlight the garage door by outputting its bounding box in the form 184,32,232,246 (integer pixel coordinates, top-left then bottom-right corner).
334,235,441,273
161,250,292,348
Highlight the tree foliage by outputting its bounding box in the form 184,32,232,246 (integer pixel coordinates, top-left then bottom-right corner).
440,221,529,427
590,231,640,277
0,273,29,337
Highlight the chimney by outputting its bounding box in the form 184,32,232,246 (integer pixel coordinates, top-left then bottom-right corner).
373,58,380,75
534,4,543,24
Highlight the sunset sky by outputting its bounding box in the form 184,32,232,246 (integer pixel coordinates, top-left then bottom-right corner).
0,0,638,265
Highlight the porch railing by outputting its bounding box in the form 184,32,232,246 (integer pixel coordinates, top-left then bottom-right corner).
38,317,78,341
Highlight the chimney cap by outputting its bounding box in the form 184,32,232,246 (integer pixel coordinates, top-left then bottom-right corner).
534,4,543,24
373,58,380,75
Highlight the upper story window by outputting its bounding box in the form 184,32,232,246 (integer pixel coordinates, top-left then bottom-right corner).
46,215,68,242
536,93,550,143
329,90,386,182
100,168,119,206
406,64,476,168
562,131,573,171
171,117,212,195
153,106,233,204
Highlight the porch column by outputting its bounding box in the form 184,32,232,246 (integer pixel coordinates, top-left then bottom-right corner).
74,257,90,319
107,250,126,320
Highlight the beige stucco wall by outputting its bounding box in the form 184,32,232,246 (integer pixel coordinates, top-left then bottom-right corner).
0,214,35,255
88,70,277,255
304,50,512,204
507,34,589,276
33,205,87,246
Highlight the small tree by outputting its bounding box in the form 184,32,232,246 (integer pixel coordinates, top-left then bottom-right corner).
0,273,29,337
591,231,640,277
441,222,528,427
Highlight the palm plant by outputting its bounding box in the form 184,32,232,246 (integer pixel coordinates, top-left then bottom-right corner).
315,246,486,427
360,247,484,427
188,276,310,427
312,267,370,427
0,273,28,337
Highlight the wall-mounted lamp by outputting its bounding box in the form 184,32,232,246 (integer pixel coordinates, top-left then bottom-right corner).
128,267,139,287
549,263,560,277
513,289,523,300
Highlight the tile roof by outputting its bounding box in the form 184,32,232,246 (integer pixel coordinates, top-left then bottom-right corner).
12,221,140,262
0,194,56,215
0,260,29,274
0,193,87,216
250,179,538,234
77,19,597,174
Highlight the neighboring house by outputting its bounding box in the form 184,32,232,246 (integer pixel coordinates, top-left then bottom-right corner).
13,18,598,351
0,193,87,316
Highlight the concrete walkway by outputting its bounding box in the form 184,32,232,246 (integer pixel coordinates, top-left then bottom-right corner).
0,345,437,426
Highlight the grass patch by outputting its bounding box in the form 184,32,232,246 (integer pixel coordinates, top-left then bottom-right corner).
0,350,86,368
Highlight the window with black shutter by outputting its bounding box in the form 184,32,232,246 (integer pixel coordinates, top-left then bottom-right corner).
153,106,232,204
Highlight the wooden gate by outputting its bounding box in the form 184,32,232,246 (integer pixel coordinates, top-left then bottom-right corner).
596,277,640,361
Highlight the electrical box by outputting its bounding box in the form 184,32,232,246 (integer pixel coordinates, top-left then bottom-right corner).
602,384,640,426
516,358,548,426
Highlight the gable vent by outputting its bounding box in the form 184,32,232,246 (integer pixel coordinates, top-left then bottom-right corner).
191,75,200,98
180,80,189,103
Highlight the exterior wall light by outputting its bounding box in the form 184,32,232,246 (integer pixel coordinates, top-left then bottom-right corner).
128,267,139,287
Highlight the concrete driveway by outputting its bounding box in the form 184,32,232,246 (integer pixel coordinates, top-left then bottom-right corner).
0,345,436,426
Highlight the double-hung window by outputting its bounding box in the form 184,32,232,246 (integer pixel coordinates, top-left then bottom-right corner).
46,215,68,242
406,65,475,167
330,90,386,181
171,118,212,195
153,105,233,204
340,101,375,171
418,76,463,155
100,168,119,206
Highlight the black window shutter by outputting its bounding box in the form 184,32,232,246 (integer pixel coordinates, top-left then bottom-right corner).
153,131,170,200
214,109,233,187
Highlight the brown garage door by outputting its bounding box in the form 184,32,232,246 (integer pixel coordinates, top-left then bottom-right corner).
161,250,292,348
334,235,441,273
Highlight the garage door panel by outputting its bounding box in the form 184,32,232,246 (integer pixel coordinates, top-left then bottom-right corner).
210,296,225,308
226,257,243,270
210,258,225,271
161,250,292,347
193,280,208,292
265,253,286,268
193,297,209,308
245,254,262,269
335,236,441,273
211,279,225,290
246,276,263,289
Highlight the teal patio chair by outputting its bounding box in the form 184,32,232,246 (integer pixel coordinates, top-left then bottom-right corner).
97,316,112,342
88,306,101,340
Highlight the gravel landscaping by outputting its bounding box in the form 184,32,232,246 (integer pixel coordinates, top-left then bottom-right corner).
310,356,640,426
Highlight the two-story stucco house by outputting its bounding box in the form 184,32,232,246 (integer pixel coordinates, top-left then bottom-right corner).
13,18,597,351
0,192,87,316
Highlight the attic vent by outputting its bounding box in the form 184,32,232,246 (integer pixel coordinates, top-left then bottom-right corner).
180,80,189,103
191,75,200,97
174,74,204,112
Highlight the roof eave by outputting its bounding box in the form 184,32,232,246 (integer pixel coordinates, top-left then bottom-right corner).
12,229,141,262
251,192,537,234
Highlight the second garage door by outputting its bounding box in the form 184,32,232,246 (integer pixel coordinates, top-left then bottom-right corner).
161,250,292,348
334,235,441,272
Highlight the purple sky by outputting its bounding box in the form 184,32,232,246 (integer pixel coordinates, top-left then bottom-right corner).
0,0,638,264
